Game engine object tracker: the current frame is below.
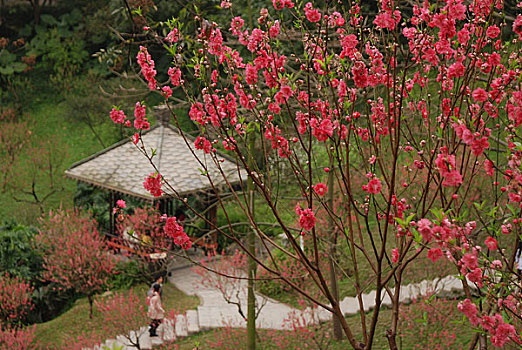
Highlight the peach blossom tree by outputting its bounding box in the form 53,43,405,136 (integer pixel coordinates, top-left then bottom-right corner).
110,0,522,348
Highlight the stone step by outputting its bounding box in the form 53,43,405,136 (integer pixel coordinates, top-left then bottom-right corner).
102,339,115,349
150,336,164,347
138,327,152,350
339,297,359,316
175,314,189,338
186,309,200,334
115,334,133,350
161,318,176,342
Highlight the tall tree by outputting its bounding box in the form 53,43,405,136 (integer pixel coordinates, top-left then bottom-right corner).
110,0,522,348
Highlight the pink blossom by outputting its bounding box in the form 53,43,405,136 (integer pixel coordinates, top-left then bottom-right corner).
245,64,258,85
134,102,150,130
222,138,236,151
485,236,498,250
310,118,333,142
195,136,212,154
220,0,232,9
364,178,382,194
164,217,192,250
461,252,478,271
189,103,206,125
295,204,316,231
508,192,521,203
230,16,244,35
280,85,293,99
490,316,517,347
143,173,163,197
462,128,474,144
457,28,470,45
472,88,489,102
165,28,179,43
491,260,502,269
501,224,511,234
422,48,439,66
168,67,182,86
413,160,425,169
458,299,480,326
392,248,399,263
484,160,494,176
442,170,463,187
448,62,465,79
304,2,321,23
486,25,500,39
436,150,463,187
110,108,126,124
161,86,172,99
314,183,327,196
470,137,489,156
374,10,400,30
427,248,443,262
116,200,126,208
133,117,150,130
467,268,483,287
272,0,294,10
513,15,522,37
416,218,432,242
134,101,146,119
136,46,157,90
352,61,368,88
132,133,140,145
269,20,280,38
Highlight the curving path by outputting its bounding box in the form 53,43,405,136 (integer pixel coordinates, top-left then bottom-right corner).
90,264,466,350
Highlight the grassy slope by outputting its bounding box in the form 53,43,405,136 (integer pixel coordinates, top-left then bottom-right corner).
0,98,119,225
33,283,199,349
160,302,477,350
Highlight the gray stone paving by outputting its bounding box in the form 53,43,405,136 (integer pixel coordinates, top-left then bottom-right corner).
90,265,467,349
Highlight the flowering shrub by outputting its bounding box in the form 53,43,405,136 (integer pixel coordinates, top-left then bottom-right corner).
36,209,115,319
0,273,33,326
0,325,38,350
110,0,522,348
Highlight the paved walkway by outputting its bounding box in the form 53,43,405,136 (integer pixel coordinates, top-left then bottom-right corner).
91,264,466,350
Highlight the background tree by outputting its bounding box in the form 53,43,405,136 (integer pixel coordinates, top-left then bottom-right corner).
36,208,115,319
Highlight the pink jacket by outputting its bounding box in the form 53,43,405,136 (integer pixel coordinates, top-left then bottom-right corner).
147,292,165,320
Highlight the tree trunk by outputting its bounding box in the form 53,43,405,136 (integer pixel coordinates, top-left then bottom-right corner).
327,158,343,340
246,130,256,350
29,0,41,25
88,294,94,319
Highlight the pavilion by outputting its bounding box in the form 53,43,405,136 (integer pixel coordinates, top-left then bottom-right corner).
65,106,247,242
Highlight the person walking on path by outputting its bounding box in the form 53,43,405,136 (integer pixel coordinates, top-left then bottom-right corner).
148,275,163,298
148,283,165,337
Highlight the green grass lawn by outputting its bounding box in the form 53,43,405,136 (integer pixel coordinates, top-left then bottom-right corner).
33,282,199,349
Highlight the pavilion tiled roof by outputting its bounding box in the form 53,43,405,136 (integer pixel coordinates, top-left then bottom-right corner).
65,124,247,200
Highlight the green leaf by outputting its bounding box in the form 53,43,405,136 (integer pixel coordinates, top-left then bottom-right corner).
11,62,27,73
40,14,58,26
0,66,14,75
